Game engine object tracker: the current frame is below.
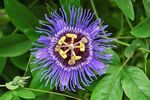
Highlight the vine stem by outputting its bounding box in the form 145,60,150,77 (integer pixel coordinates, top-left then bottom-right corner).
106,56,131,97
23,55,32,77
90,0,105,33
121,56,131,68
116,36,135,39
24,87,82,100
144,39,149,74
115,56,131,82
114,39,150,53
126,17,133,30
0,85,6,87
90,0,99,19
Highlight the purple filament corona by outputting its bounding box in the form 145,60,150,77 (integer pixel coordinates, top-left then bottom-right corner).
31,6,113,91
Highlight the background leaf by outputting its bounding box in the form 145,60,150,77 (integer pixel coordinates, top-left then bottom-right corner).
0,91,13,100
143,0,150,16
131,16,150,38
36,94,66,100
91,67,123,100
29,63,51,96
11,94,20,100
4,0,38,42
16,88,35,99
0,34,32,57
114,0,135,20
121,67,150,100
10,53,28,70
0,57,7,74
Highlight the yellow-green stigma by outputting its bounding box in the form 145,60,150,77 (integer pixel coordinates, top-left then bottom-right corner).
55,33,88,65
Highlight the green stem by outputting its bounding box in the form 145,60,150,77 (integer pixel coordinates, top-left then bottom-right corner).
0,85,6,87
106,56,131,97
24,87,82,100
117,14,124,37
114,39,150,53
116,36,135,39
0,31,2,38
90,0,105,33
114,56,131,83
23,55,32,77
28,0,39,7
90,0,99,19
114,39,130,46
144,39,149,74
11,28,18,35
121,56,131,68
126,17,133,30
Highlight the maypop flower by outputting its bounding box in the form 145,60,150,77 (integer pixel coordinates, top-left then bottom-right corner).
31,6,113,91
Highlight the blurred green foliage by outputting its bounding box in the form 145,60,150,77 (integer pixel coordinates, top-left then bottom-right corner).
0,0,150,100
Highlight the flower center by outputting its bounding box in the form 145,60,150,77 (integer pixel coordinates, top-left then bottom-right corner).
55,33,88,65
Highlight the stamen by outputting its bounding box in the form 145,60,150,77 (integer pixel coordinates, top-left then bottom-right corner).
66,33,77,38
73,56,81,60
81,37,88,43
55,33,88,65
68,56,81,65
58,36,67,45
66,33,77,44
68,59,75,65
59,50,67,59
80,42,85,52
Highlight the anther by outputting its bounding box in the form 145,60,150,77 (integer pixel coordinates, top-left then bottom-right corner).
81,37,88,43
68,59,75,65
66,34,77,38
73,56,81,60
59,50,67,59
80,42,85,52
66,33,77,44
58,36,66,45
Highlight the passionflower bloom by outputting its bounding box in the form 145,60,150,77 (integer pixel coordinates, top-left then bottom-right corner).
31,6,113,91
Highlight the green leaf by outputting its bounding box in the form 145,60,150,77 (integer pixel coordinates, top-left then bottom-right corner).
10,53,29,70
4,0,38,42
16,88,35,99
36,94,66,100
121,67,150,100
91,67,123,100
143,0,150,16
124,39,145,58
131,16,150,38
124,46,136,58
114,0,135,20
0,34,32,57
106,49,121,66
0,91,13,100
11,94,20,100
0,57,7,74
60,0,80,7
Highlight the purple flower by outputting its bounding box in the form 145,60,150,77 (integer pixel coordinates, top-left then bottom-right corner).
31,6,113,91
